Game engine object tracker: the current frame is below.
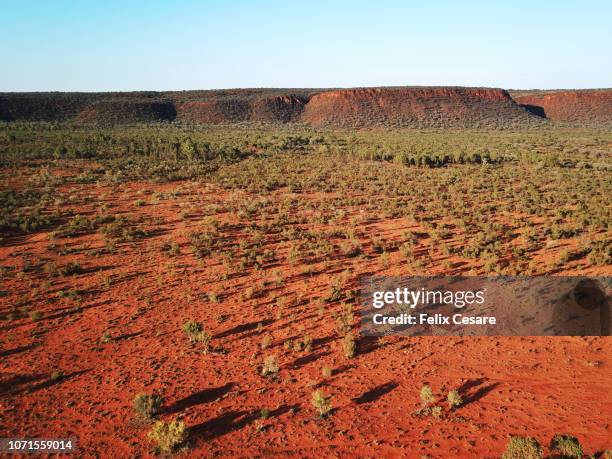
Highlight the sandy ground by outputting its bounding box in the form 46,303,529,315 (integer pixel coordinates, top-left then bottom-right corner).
1,179,610,457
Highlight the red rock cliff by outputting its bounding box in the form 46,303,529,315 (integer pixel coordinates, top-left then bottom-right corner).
514,90,612,124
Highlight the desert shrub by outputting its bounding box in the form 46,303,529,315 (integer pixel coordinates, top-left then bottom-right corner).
587,239,611,266
182,320,202,340
327,278,343,302
261,355,279,377
447,390,463,409
99,217,147,244
147,419,187,454
261,333,273,349
321,366,332,378
29,310,42,322
60,262,84,276
208,291,220,303
550,434,582,458
420,385,435,405
161,241,180,255
342,332,356,359
133,393,164,419
335,303,354,335
302,335,313,352
502,436,543,459
100,332,112,343
311,390,332,418
181,320,211,349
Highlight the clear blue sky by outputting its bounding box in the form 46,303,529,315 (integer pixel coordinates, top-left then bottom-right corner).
1,0,610,91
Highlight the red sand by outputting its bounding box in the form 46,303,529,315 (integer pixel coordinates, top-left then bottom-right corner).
1,179,610,457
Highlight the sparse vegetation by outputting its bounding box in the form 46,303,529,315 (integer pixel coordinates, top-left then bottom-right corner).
321,366,332,378
420,385,435,405
147,419,187,454
311,390,332,418
0,118,609,457
29,310,42,322
181,320,211,349
502,436,543,459
447,390,463,409
261,355,279,377
342,332,356,359
550,434,583,458
133,393,164,420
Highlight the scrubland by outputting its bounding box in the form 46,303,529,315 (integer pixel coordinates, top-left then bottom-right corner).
0,123,610,457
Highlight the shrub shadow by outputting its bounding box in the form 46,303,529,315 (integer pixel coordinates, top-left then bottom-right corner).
353,381,398,404
166,383,234,414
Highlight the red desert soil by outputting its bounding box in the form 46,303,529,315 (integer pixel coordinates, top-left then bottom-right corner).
1,179,610,458
514,90,612,124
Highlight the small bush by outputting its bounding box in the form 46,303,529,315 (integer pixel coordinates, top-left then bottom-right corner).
311,390,332,418
147,419,187,454
502,436,542,459
100,332,112,343
342,332,356,359
447,390,463,409
182,320,211,349
261,355,279,377
550,434,582,458
420,385,435,404
182,320,202,337
60,262,84,276
261,333,273,349
134,393,164,420
302,335,313,352
29,310,42,322
321,366,332,378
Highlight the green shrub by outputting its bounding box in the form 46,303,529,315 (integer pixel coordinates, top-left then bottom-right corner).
60,262,84,276
147,419,187,454
311,390,332,418
261,355,279,377
133,393,164,419
29,310,42,322
420,385,435,405
342,332,356,359
447,390,463,409
550,434,582,458
261,333,273,349
502,436,542,459
181,320,210,348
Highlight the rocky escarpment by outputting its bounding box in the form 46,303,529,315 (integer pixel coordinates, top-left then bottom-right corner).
0,93,94,122
4,86,608,128
75,99,176,124
512,90,612,124
301,87,542,128
173,95,307,124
